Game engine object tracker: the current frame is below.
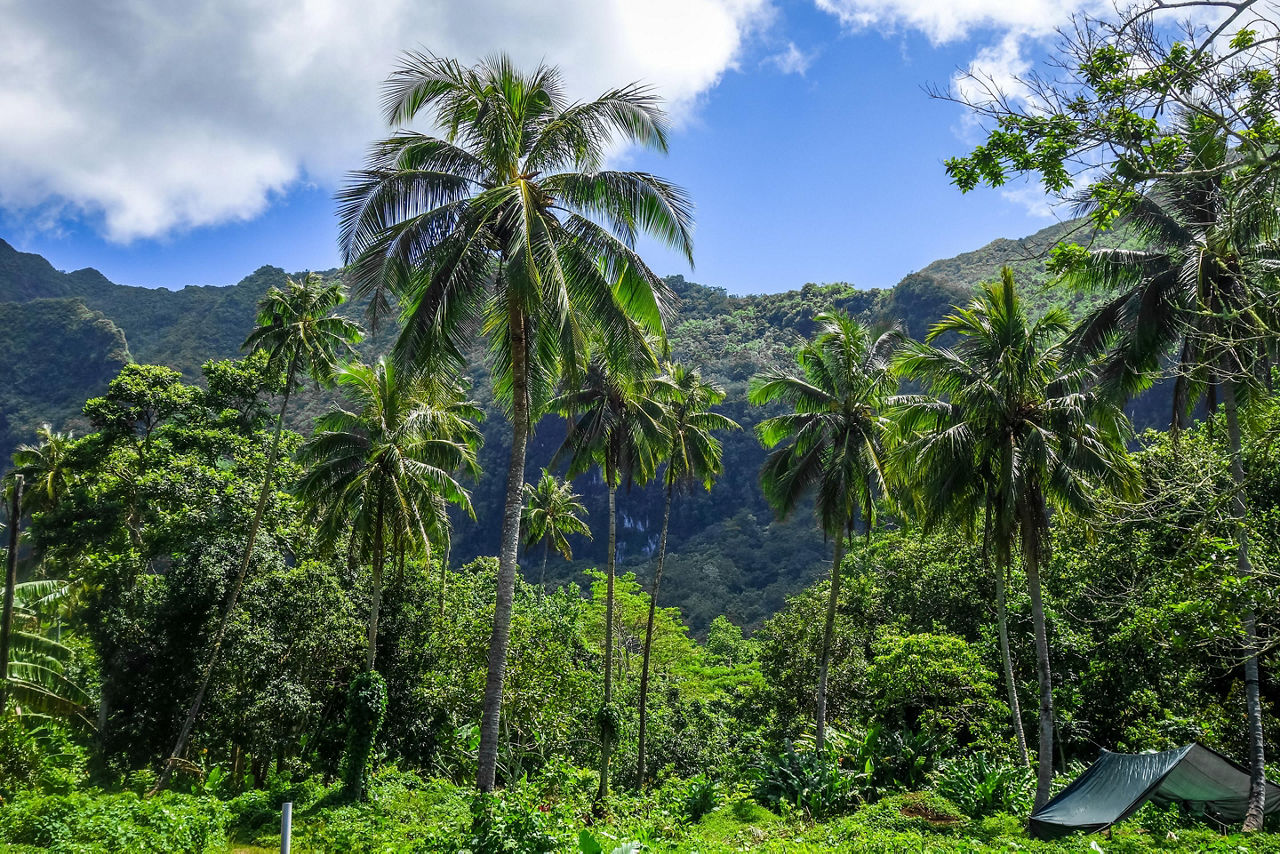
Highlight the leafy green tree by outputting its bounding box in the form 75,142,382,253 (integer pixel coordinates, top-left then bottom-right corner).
521,470,591,593
748,310,901,753
553,354,669,799
298,359,480,672
1053,115,1280,826
339,53,692,792
157,274,360,788
892,268,1136,809
636,363,738,787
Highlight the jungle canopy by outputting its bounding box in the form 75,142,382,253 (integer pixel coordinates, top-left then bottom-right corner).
1029,744,1280,837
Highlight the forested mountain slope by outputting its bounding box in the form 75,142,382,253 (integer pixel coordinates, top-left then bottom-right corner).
0,220,1141,630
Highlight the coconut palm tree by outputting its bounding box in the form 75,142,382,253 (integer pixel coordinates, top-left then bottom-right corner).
298,359,480,672
888,359,1032,766
892,268,1136,810
156,273,361,788
521,470,591,593
553,352,670,800
748,310,901,753
338,52,692,792
635,363,738,787
10,425,76,515
1059,116,1280,827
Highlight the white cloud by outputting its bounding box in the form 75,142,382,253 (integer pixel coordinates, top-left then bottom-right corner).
812,0,1097,44
765,42,816,75
0,0,772,242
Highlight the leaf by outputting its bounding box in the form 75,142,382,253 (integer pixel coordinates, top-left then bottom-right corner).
578,829,603,854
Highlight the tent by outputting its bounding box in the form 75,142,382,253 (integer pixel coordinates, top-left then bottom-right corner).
1029,744,1280,838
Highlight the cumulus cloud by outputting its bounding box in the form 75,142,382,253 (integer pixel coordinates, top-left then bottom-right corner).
0,0,771,242
812,0,1098,43
765,42,817,75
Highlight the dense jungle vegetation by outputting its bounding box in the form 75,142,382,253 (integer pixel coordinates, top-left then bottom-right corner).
2,3,1280,852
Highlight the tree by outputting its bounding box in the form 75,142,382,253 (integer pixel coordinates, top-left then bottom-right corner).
944,4,1280,821
520,470,591,593
553,353,669,800
10,425,76,515
298,359,480,672
891,268,1136,809
748,310,901,753
156,273,361,789
889,352,1031,765
338,52,693,791
1052,114,1280,826
636,363,738,787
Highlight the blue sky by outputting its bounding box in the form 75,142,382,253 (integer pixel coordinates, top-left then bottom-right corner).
2,1,1070,295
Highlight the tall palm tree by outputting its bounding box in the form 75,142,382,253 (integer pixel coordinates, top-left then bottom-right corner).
893,268,1136,810
1060,116,1280,827
636,363,738,788
748,310,901,753
11,425,76,515
888,385,1031,766
521,470,591,593
338,53,692,792
156,273,361,788
298,359,480,672
553,353,669,800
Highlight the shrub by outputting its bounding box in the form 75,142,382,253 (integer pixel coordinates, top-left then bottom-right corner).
932,753,1034,818
750,742,859,819
0,789,231,853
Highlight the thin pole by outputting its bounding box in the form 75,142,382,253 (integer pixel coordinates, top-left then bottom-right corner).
1,475,24,711
280,802,292,854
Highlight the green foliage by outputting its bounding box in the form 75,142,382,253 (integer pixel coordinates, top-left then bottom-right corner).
933,754,1034,819
750,742,860,819
0,789,231,853
342,671,388,802
866,633,1005,746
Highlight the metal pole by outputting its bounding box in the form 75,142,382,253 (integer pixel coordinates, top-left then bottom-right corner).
280,801,292,854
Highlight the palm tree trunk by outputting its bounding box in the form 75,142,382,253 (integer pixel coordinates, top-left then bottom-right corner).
439,544,450,617
1,476,23,712
1024,518,1055,811
1221,376,1267,831
636,477,674,789
987,501,1029,766
366,489,386,673
155,355,298,792
814,531,845,754
597,482,618,802
538,538,551,596
477,301,529,793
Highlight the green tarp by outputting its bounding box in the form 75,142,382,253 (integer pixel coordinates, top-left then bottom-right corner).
1029,744,1280,838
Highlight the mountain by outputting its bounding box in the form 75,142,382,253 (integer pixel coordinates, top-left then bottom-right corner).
0,221,1137,631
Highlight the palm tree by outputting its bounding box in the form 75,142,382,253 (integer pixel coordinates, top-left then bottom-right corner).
636,363,738,787
892,268,1136,810
338,53,692,792
298,359,480,672
521,470,591,593
748,310,901,753
1059,116,1280,827
156,273,361,788
553,353,669,800
888,380,1032,766
11,425,76,515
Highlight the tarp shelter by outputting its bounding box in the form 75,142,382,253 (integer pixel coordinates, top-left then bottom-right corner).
1029,744,1280,837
